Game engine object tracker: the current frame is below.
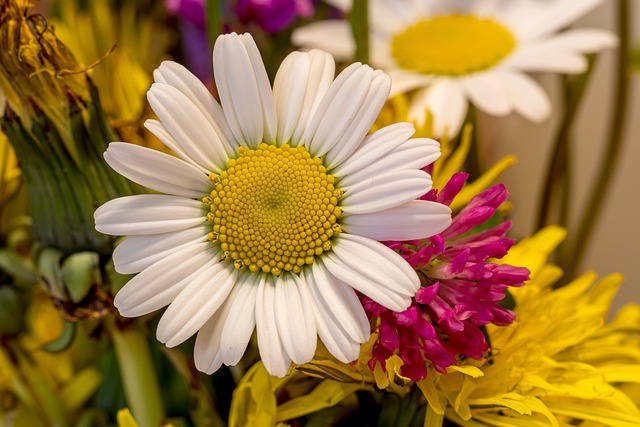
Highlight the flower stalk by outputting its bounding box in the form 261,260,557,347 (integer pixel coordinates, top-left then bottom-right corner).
109,319,166,427
350,0,369,64
535,56,596,232
561,0,631,280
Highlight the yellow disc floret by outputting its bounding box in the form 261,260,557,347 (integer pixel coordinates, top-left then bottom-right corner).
391,15,516,76
204,143,342,276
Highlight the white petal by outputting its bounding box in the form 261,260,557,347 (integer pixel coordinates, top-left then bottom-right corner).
104,142,211,198
324,70,392,168
305,263,366,363
144,119,209,174
113,242,215,317
153,61,238,156
274,273,317,365
460,72,513,117
213,33,277,148
308,261,370,343
338,138,440,188
388,71,433,97
95,195,206,236
342,200,452,241
530,28,618,53
409,80,468,138
291,21,355,61
256,276,291,377
332,122,416,177
503,46,588,74
305,63,373,156
240,34,278,142
219,273,260,366
323,234,419,312
113,225,210,274
194,291,240,375
498,70,551,123
511,0,606,41
370,0,421,38
273,50,335,145
324,0,350,11
147,83,230,172
157,262,237,347
341,169,432,214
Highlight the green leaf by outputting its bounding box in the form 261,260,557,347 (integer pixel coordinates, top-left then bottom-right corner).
0,285,25,335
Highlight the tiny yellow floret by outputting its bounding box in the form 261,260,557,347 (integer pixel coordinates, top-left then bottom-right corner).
391,15,516,76
207,143,341,276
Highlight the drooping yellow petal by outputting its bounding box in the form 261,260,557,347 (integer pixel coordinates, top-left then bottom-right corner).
275,380,368,422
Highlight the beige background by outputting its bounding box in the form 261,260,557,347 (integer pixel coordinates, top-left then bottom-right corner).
477,1,639,313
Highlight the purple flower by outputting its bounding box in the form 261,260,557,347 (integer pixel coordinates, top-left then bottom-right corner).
236,0,315,33
166,0,314,33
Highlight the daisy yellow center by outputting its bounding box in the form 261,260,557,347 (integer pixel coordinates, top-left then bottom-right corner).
390,15,516,76
204,143,343,276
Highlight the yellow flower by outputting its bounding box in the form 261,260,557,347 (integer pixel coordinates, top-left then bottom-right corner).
228,361,370,427
52,0,171,151
116,408,175,427
420,226,640,427
0,130,21,212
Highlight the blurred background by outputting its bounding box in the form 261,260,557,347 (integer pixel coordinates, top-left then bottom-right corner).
477,1,639,313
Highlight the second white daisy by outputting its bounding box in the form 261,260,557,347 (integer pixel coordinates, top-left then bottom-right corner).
95,32,451,377
293,0,617,137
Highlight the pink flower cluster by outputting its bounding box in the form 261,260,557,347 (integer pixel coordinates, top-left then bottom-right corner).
366,173,530,382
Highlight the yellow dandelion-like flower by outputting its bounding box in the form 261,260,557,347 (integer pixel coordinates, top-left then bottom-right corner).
420,226,640,427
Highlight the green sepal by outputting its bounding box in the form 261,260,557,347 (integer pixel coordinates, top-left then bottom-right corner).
42,320,76,353
105,257,132,297
0,247,37,285
61,252,100,303
37,248,67,301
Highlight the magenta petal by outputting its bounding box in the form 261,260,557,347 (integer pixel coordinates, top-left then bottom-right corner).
443,206,495,240
437,172,468,206
363,296,387,316
416,283,440,304
422,337,457,374
379,313,400,351
395,306,419,326
466,184,508,211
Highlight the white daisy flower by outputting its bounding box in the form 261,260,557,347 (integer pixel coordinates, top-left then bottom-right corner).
292,0,618,138
95,32,451,377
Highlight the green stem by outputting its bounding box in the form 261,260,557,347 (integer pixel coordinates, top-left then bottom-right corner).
465,105,482,179
205,0,222,50
535,56,597,231
350,0,369,64
561,0,631,280
109,320,166,427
